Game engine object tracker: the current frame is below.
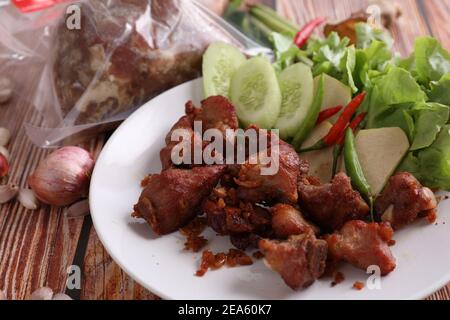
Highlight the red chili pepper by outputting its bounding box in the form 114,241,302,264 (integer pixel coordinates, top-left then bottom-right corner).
322,92,366,146
294,17,326,48
336,112,367,145
298,92,366,153
316,106,343,125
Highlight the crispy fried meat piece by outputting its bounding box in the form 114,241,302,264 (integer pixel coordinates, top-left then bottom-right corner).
202,186,271,235
230,233,261,251
235,140,302,204
375,172,437,229
298,173,370,231
271,204,317,238
187,96,239,135
324,220,396,275
133,165,226,235
259,233,328,290
161,96,238,170
160,103,197,170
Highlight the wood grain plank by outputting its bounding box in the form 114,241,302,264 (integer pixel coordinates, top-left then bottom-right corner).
420,0,450,50
0,61,103,299
81,227,158,300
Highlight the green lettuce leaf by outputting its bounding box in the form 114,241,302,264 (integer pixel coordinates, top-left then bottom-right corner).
370,103,415,142
355,22,393,49
428,73,450,106
397,152,422,181
416,125,450,190
398,125,450,190
415,37,450,84
308,32,350,77
366,67,426,128
410,102,450,150
340,45,357,92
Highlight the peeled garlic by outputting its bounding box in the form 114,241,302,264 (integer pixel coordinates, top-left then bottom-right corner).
65,199,90,218
18,188,39,210
0,127,10,147
0,76,13,104
28,146,95,206
30,287,53,300
52,293,72,300
0,184,19,204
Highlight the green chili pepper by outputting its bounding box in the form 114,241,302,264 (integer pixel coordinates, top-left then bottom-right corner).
331,144,343,178
344,128,374,221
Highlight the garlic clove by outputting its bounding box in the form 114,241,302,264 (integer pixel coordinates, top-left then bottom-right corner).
0,127,10,147
0,146,9,160
0,184,19,204
65,199,90,219
30,287,53,300
0,76,13,105
52,293,72,300
0,289,6,300
18,188,39,210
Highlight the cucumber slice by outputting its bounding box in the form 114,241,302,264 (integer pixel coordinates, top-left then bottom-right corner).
315,74,352,123
230,56,282,128
292,74,325,150
202,42,246,98
275,63,314,139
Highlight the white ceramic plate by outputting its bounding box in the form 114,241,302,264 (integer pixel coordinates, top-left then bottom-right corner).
90,78,450,300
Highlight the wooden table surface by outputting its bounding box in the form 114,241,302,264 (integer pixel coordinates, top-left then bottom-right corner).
0,0,449,300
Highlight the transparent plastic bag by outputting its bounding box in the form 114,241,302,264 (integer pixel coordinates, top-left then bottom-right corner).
0,0,264,147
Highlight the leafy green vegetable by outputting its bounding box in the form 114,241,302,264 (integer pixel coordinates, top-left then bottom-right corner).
428,73,450,106
340,45,357,92
306,32,361,92
353,40,392,91
410,103,450,150
397,152,422,180
370,103,415,142
366,67,426,128
414,37,450,84
364,40,392,71
398,125,450,190
355,22,393,49
416,125,450,190
309,32,350,76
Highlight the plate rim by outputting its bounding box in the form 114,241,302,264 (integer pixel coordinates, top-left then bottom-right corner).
89,78,450,300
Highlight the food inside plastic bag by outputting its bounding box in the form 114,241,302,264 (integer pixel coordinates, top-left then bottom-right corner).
0,0,261,146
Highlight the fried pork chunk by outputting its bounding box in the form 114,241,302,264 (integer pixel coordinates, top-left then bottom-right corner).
187,95,239,135
271,204,317,238
235,140,304,204
375,172,437,229
160,96,238,170
324,220,396,275
298,173,370,231
133,165,226,235
202,186,271,235
259,233,328,290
